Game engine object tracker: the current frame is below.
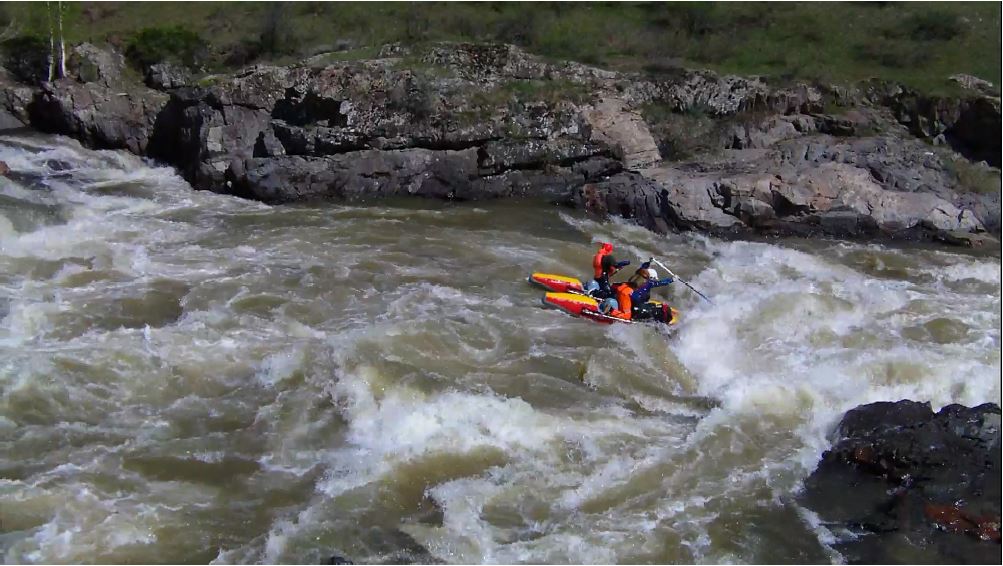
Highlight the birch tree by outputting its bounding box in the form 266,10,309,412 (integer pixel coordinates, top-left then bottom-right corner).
56,0,66,79
46,1,55,81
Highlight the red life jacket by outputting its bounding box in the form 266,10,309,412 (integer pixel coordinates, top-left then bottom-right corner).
592,243,614,278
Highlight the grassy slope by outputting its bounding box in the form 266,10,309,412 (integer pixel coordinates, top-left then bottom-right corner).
2,1,1000,93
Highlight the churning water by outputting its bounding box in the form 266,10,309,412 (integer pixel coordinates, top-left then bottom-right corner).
1,133,999,564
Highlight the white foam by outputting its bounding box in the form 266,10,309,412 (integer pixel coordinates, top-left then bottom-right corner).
2,133,1000,564
256,349,305,387
937,260,1002,283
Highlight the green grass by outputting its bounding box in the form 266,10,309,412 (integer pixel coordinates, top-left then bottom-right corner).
306,46,383,66
1,1,998,94
641,101,724,160
467,79,592,111
942,152,1003,194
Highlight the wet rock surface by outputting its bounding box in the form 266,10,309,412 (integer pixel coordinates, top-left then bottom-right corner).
578,123,1000,242
27,80,168,155
2,41,999,245
800,400,1001,564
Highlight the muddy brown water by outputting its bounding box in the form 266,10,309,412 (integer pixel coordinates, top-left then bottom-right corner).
1,133,999,564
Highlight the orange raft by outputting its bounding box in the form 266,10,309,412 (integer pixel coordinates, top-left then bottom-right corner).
528,272,680,326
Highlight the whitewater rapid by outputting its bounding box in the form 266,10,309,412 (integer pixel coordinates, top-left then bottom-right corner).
1,133,999,564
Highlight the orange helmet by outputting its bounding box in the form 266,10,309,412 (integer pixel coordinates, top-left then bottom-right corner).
600,242,613,253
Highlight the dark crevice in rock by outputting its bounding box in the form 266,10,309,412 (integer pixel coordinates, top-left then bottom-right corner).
273,91,348,127
404,138,502,153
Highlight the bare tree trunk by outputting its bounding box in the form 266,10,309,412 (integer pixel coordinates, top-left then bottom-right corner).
57,0,66,78
46,2,55,82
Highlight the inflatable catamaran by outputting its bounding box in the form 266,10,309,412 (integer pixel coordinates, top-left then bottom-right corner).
527,272,680,326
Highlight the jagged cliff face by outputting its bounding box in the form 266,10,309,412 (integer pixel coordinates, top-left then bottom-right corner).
2,42,1000,244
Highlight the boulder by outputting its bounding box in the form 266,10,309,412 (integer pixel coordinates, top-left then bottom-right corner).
949,74,999,97
145,62,192,90
67,43,125,86
28,80,169,155
583,130,995,242
799,400,1001,564
0,109,21,130
0,69,33,126
582,97,661,169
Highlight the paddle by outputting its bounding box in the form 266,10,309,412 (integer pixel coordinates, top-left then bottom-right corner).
649,257,714,305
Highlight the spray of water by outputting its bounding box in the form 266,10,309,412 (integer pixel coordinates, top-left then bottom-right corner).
1,134,999,564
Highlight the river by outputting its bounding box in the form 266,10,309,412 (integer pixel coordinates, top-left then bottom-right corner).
1,133,999,564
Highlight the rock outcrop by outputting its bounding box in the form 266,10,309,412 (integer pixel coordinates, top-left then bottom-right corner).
800,400,1000,564
0,68,33,130
137,56,622,202
577,132,997,241
28,80,168,155
2,41,999,245
66,42,126,87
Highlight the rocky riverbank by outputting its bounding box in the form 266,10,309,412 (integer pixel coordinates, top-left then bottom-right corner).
1,41,1000,245
800,400,1001,564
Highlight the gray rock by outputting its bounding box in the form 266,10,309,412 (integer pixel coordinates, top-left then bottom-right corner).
5,41,996,246
582,131,993,243
28,80,169,155
145,62,192,90
949,74,999,97
0,68,35,124
583,97,661,169
378,42,411,59
937,230,1001,248
874,86,1001,167
0,108,24,130
477,138,611,173
653,72,823,116
67,43,125,86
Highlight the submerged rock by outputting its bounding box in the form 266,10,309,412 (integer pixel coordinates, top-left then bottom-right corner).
800,400,1001,564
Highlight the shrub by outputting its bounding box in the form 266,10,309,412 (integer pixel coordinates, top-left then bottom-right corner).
945,156,1002,195
642,103,723,160
258,2,300,56
903,10,963,42
1,35,51,83
125,26,207,71
223,39,262,68
675,1,719,36
851,39,929,70
493,8,544,45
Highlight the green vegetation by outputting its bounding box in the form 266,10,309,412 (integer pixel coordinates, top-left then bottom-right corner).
125,26,207,70
0,34,50,82
943,153,1003,194
472,79,593,107
0,2,998,94
307,46,382,66
641,101,728,160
